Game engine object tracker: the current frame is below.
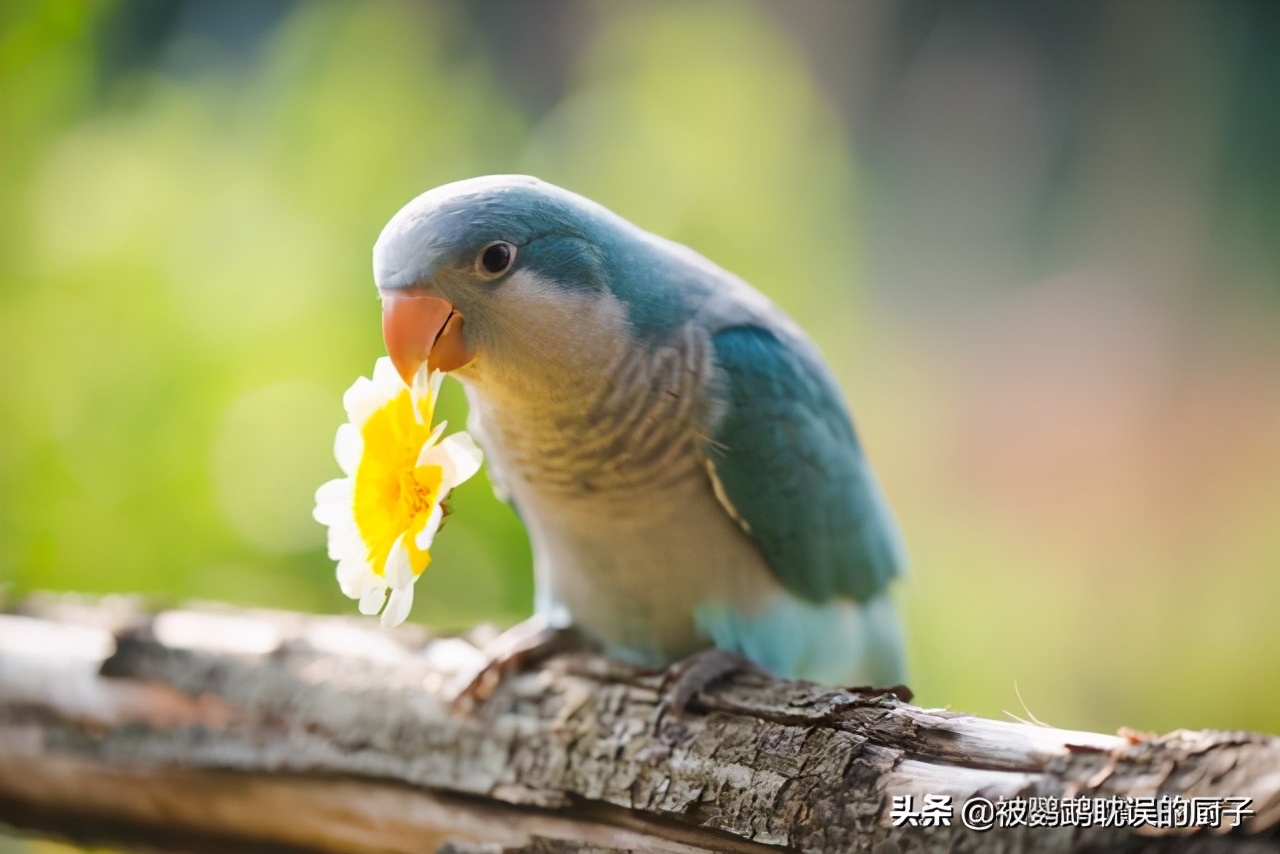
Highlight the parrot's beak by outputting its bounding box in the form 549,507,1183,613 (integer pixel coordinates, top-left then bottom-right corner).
380,291,473,384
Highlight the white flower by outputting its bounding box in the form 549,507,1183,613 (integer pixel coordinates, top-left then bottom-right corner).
313,358,482,627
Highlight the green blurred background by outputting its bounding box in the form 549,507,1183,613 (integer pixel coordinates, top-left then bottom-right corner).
2,0,1278,746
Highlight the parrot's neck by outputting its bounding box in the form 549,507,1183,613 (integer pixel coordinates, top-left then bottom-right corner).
457,295,717,507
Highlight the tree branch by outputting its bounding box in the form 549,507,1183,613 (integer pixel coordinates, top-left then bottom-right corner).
1,594,1276,853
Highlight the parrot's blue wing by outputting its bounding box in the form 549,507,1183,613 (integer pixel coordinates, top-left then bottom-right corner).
706,325,904,603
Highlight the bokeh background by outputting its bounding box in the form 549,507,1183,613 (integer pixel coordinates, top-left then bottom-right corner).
2,0,1278,760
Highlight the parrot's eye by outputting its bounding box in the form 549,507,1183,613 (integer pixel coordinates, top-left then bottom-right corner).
477,242,516,277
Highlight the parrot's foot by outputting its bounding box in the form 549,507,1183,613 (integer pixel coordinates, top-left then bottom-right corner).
652,648,765,736
452,615,585,712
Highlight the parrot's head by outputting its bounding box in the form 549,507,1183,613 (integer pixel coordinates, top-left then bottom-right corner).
373,175,624,389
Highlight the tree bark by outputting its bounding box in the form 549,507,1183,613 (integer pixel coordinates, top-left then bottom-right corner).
0,594,1276,854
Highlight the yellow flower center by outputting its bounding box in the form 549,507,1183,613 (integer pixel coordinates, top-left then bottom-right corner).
399,467,439,518
352,387,441,577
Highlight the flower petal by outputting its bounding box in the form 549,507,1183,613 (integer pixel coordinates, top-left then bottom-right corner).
384,533,414,590
411,365,431,423
380,583,414,628
342,376,384,426
358,585,387,616
414,422,448,466
313,478,352,521
334,423,362,476
326,519,362,560
336,557,373,599
419,432,483,487
415,502,444,552
372,357,405,392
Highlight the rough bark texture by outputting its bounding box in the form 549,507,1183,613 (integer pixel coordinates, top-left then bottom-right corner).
1,594,1277,854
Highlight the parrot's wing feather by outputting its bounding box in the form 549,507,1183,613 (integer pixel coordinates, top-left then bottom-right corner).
706,325,904,602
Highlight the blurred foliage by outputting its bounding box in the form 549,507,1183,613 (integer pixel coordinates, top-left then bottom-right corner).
2,0,1278,760
1,0,536,625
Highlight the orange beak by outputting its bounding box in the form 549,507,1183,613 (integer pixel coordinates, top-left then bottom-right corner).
380,291,474,385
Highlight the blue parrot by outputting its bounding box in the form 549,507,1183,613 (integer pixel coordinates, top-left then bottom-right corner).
374,175,906,692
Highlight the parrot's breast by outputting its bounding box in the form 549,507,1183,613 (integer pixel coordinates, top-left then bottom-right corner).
525,473,784,663
466,317,719,503
460,318,785,663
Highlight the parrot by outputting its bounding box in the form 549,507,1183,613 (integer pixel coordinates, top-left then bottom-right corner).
373,175,907,697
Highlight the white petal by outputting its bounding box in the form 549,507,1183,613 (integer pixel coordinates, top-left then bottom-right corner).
313,478,352,521
336,557,373,599
428,369,444,401
358,585,387,616
372,357,405,392
384,533,414,590
419,432,483,487
441,432,483,484
314,500,350,528
334,423,362,476
414,422,448,466
411,364,432,419
415,502,444,551
342,377,384,426
326,520,362,560
381,583,414,628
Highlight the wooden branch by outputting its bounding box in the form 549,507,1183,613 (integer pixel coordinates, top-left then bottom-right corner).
1,595,1277,853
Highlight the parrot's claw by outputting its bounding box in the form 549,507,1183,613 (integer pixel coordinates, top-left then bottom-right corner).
451,616,584,713
652,648,764,736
